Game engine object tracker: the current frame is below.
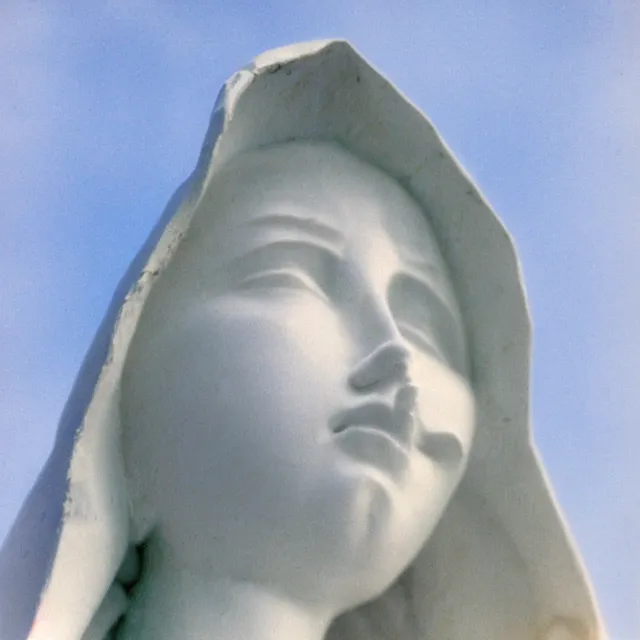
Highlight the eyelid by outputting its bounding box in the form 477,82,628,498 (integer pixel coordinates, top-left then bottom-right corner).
397,322,447,363
231,239,343,295
238,268,329,301
389,273,468,376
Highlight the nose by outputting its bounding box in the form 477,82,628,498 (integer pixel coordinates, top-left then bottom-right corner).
348,340,411,391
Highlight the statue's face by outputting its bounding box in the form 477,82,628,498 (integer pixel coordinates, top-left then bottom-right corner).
122,142,475,611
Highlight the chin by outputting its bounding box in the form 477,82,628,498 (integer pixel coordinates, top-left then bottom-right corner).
331,468,423,590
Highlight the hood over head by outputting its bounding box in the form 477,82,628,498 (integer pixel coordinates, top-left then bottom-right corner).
0,40,604,640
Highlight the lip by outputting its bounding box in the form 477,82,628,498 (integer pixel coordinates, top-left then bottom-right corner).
330,386,465,470
331,401,411,446
330,392,416,478
333,423,411,480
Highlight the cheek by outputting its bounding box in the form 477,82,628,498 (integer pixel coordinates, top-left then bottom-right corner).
198,295,354,421
410,355,475,451
384,362,475,571
125,294,355,481
122,293,361,557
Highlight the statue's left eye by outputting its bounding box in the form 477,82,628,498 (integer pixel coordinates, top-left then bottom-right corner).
397,321,446,364
238,268,328,301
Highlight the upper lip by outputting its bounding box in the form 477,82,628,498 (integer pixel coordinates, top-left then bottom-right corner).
330,385,417,452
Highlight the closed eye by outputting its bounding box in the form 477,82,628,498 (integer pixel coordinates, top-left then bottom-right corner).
397,322,447,363
238,268,328,301
389,272,467,376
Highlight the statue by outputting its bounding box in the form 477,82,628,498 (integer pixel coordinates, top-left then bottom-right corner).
0,40,604,640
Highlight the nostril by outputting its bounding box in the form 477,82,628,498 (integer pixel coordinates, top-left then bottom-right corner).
348,341,410,390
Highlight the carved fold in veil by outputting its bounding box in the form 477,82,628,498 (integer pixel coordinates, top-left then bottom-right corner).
0,40,604,640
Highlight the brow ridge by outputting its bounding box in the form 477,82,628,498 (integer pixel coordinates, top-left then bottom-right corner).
248,213,345,246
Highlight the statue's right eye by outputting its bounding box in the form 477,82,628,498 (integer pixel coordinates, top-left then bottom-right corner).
238,268,329,302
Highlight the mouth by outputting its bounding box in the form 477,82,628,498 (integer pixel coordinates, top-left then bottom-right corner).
332,424,411,481
330,385,465,468
331,402,410,447
329,387,417,478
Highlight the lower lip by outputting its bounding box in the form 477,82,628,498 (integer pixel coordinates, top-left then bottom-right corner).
333,425,410,478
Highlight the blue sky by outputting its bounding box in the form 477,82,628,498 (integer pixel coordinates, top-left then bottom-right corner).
0,1,638,637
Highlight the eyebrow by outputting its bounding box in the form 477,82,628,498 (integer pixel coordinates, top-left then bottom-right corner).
403,253,445,280
248,213,345,249
400,265,462,328
396,243,461,315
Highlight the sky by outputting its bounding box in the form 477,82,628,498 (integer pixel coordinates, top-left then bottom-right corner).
0,1,638,637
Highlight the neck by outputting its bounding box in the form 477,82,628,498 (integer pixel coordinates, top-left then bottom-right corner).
118,535,332,640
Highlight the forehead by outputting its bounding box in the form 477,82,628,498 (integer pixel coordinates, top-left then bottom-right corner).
190,142,444,265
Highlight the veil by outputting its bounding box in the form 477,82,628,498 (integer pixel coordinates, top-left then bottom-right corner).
0,40,604,640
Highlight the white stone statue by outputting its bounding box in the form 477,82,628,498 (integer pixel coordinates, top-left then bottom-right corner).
0,40,604,640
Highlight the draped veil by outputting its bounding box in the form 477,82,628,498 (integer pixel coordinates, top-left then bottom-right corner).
0,40,604,640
